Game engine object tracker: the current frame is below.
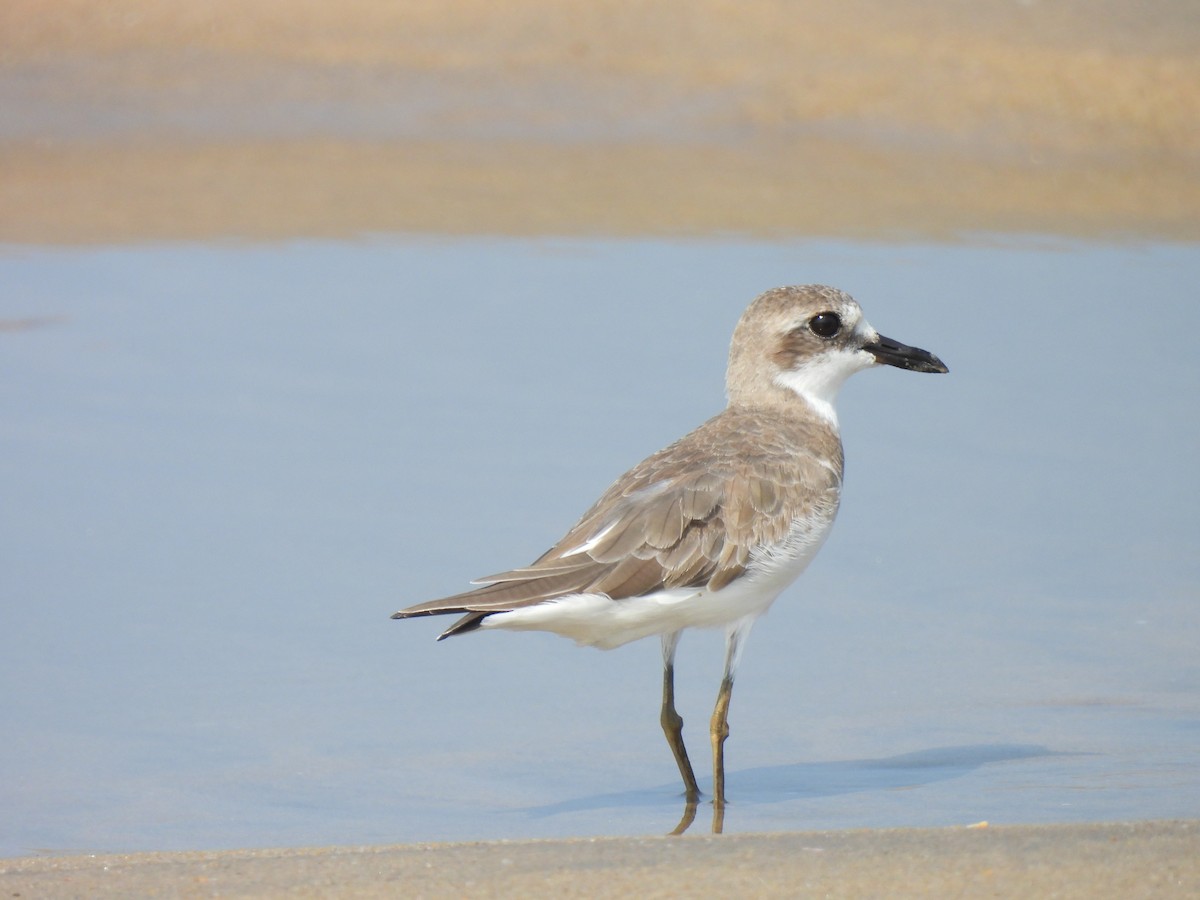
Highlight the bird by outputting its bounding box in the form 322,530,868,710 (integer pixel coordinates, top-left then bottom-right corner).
393,284,948,833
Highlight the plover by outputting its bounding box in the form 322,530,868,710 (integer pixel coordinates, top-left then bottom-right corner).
393,285,947,832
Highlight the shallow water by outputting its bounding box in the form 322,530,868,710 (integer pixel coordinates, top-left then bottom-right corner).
1,236,1197,855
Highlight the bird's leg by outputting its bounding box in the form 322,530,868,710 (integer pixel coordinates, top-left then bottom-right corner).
660,632,701,806
710,620,753,834
709,673,734,833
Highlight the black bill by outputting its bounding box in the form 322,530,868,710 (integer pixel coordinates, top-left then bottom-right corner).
864,334,949,374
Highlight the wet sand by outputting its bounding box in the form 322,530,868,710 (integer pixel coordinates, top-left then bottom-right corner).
2,0,1199,242
3,821,1197,898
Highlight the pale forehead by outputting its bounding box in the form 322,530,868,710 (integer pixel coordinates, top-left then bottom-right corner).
742,285,863,330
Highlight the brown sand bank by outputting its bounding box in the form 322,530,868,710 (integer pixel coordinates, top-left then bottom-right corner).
3,821,1198,898
2,0,1199,243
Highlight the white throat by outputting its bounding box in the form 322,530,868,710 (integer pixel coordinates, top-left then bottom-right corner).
773,348,873,426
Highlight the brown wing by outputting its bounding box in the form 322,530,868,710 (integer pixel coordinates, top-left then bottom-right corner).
392,408,842,638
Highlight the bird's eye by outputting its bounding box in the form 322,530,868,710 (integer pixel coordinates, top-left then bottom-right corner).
808,312,842,339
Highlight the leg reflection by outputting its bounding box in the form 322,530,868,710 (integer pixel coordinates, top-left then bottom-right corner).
670,795,699,835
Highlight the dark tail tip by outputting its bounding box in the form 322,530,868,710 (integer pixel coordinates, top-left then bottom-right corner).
437,611,490,640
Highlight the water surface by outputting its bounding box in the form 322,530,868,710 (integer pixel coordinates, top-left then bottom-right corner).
1,237,1197,855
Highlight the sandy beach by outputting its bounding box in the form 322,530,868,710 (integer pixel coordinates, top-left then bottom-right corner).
2,0,1198,242
3,821,1198,898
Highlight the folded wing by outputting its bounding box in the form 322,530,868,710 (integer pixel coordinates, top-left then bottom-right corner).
392,412,841,640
